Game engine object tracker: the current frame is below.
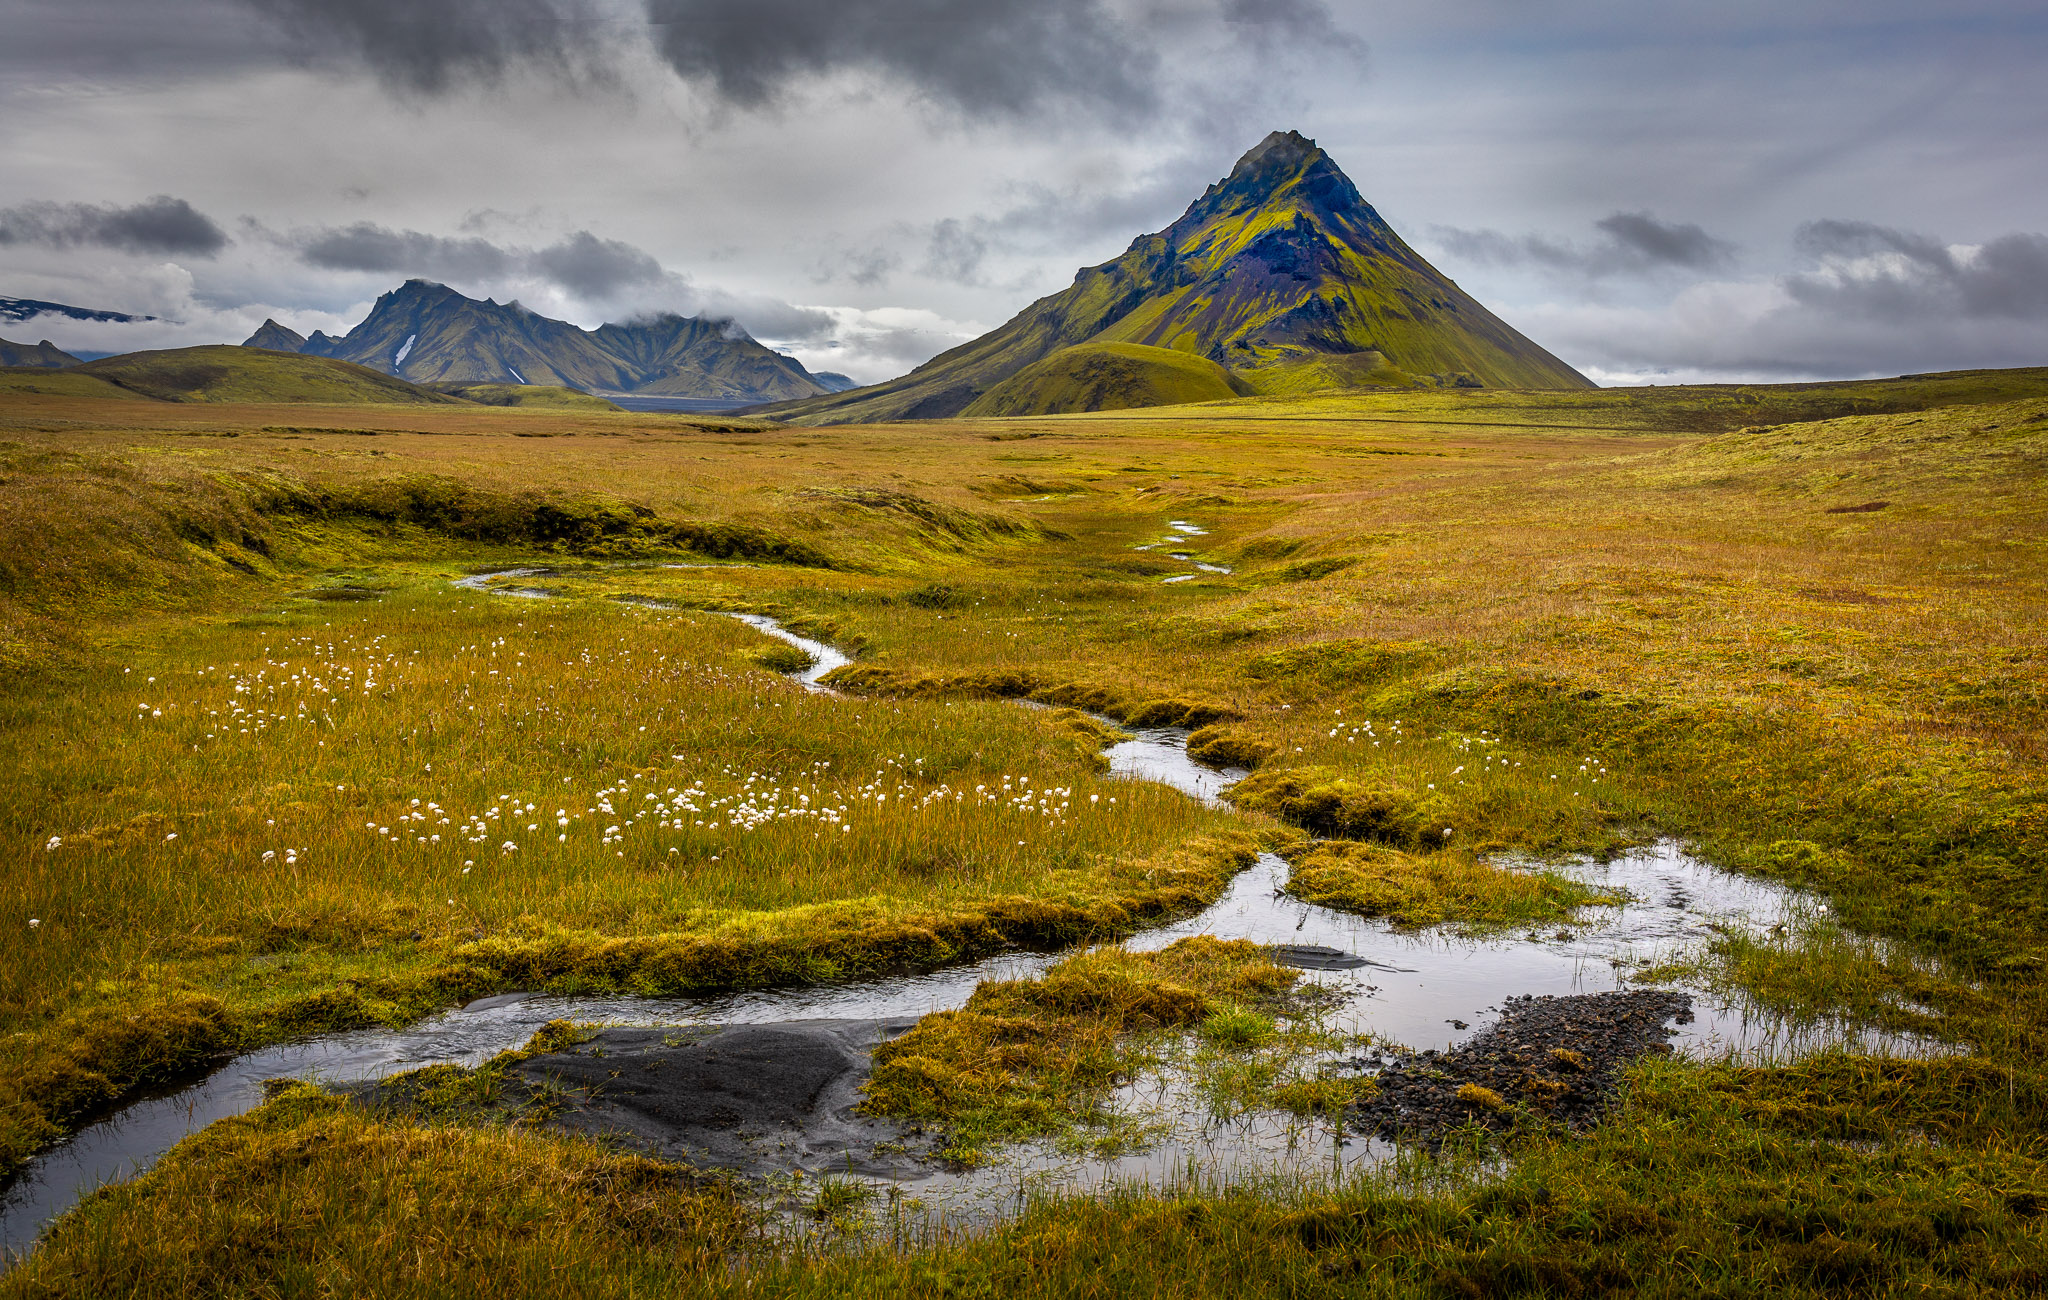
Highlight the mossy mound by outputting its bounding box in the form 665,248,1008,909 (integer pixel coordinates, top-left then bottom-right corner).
862,936,1294,1161
1287,840,1616,929
962,342,1251,417
1186,723,1279,769
1227,766,1444,844
74,346,464,405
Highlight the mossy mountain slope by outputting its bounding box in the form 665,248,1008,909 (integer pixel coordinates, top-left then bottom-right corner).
761,131,1592,423
73,346,468,404
290,281,828,403
962,342,1250,416
0,337,81,369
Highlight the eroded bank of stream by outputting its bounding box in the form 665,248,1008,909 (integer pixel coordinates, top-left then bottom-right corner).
0,577,1949,1256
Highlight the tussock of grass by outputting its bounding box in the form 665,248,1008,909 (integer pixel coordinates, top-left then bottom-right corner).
862,935,1294,1162
1285,840,1618,930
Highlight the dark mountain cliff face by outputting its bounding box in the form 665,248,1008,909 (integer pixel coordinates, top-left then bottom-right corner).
254,281,827,403
762,130,1592,423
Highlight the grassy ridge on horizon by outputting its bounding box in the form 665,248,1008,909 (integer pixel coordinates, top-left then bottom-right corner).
428,381,624,411
2,366,2047,1293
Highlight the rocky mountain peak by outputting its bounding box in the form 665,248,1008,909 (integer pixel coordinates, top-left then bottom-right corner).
1175,128,1370,236
241,318,309,352
1232,129,1323,179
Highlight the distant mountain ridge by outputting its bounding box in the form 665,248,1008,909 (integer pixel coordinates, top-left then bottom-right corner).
0,295,156,327
762,130,1592,422
245,281,829,403
0,336,82,369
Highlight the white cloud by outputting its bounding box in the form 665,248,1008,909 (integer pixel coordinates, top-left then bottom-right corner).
765,304,983,385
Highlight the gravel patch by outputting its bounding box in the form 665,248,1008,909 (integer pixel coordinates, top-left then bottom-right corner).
1344,990,1695,1147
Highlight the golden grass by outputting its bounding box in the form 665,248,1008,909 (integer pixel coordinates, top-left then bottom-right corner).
2,374,2047,1292
0,585,1248,1174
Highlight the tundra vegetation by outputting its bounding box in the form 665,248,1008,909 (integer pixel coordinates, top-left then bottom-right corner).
1,368,2045,1295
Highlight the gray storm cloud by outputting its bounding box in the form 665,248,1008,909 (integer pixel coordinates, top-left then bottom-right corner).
528,232,670,300
644,0,1158,119
284,220,835,340
643,0,1357,122
1789,219,2048,321
291,224,683,302
296,224,516,280
235,0,618,94
1435,212,1736,279
1529,219,2048,382
0,196,229,257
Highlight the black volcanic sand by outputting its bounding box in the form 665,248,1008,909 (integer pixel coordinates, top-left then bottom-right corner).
354,1019,940,1179
1344,990,1696,1148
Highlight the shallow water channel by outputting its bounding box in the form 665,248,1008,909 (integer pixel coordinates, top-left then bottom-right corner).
0,588,1941,1256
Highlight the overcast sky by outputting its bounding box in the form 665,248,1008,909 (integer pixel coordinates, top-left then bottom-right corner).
3,0,2044,384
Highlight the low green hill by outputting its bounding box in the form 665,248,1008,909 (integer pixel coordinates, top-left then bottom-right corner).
74,346,466,404
432,382,623,411
962,342,1251,416
0,369,154,400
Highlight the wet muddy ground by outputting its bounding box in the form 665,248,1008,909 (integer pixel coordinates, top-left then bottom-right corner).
355,1020,939,1179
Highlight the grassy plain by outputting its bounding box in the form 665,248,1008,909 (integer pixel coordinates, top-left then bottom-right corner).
2,369,2046,1292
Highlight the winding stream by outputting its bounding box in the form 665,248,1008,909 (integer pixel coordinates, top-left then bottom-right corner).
0,571,1949,1256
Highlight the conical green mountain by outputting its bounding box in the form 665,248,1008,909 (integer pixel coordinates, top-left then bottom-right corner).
763,131,1591,422
281,280,829,402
